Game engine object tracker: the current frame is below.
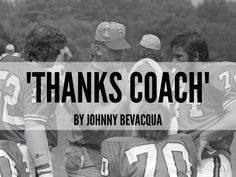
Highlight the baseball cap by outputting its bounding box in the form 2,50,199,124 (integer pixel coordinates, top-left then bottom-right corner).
140,34,161,50
6,44,15,52
95,21,131,50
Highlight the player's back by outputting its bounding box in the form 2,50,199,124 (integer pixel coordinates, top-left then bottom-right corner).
0,62,55,144
101,134,197,177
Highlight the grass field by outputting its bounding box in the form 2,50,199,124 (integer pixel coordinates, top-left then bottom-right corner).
52,106,236,177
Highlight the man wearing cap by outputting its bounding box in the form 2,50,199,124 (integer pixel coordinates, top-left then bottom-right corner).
0,44,22,62
65,21,132,177
138,34,162,62
1,44,13,58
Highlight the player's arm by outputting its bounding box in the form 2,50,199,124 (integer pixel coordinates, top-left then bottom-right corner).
196,102,236,161
25,120,53,177
197,66,236,159
23,81,55,177
199,65,236,140
199,101,236,140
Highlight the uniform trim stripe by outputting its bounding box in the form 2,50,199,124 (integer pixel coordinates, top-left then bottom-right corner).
223,98,236,110
38,171,52,176
24,115,47,120
35,163,50,170
24,117,47,123
213,156,221,177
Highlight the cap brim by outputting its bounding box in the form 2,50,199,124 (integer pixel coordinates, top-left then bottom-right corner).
104,40,131,50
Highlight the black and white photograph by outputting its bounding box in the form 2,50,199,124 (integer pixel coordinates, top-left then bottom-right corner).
0,0,236,177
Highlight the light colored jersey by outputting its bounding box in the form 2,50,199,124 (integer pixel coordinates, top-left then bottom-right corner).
176,62,236,159
0,62,57,144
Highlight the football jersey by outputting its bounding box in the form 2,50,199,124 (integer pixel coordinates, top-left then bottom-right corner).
0,140,29,177
0,62,57,145
101,134,197,177
176,62,236,159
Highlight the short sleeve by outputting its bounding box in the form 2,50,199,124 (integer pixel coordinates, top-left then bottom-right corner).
211,65,236,110
23,80,57,123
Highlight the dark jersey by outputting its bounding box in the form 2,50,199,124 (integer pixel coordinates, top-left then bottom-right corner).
101,134,197,177
0,140,29,177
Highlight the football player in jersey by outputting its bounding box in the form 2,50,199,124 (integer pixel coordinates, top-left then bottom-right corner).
101,101,197,177
170,31,236,177
100,59,197,177
0,140,29,177
0,24,67,177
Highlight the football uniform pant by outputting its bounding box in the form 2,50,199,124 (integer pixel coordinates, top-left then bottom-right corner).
197,154,232,177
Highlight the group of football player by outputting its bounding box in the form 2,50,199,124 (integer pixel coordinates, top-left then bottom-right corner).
0,20,235,177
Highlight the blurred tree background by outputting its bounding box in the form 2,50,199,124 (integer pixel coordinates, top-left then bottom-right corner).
0,0,235,61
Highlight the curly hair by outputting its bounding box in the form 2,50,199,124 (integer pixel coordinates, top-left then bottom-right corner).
170,31,210,62
23,24,67,62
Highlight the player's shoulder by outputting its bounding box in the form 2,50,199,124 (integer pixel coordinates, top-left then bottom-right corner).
204,62,236,88
204,62,236,76
103,136,142,143
102,136,150,148
165,133,193,144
